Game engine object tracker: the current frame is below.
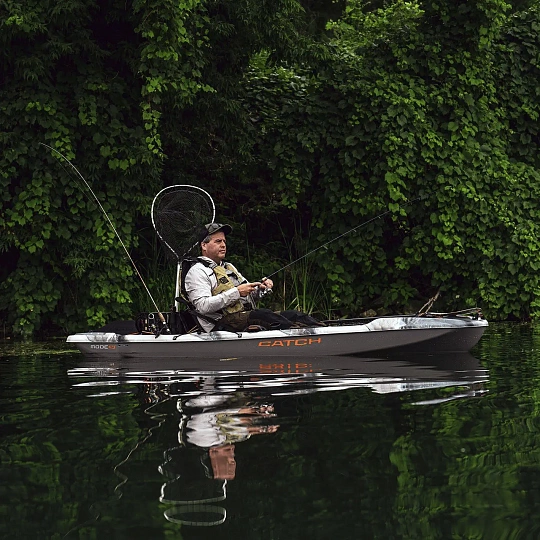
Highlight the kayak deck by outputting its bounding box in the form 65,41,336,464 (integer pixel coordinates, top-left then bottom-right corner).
66,315,488,359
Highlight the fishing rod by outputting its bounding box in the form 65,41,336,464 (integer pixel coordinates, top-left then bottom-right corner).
40,142,170,333
264,193,426,281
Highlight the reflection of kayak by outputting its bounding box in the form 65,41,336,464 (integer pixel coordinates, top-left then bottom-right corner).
168,353,488,398
68,350,486,376
69,352,488,400
66,313,487,359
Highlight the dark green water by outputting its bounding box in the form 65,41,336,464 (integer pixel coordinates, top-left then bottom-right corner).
2,324,540,539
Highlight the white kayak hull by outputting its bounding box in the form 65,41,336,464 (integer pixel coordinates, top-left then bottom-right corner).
66,315,488,359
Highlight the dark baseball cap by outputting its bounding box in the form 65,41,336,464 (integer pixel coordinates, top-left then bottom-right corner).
200,222,233,242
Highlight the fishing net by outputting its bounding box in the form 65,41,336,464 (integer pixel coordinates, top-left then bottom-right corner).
151,185,215,261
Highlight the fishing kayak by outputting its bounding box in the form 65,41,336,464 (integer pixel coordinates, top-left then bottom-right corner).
66,312,487,359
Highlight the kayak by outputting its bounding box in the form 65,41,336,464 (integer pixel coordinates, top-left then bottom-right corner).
66,312,488,359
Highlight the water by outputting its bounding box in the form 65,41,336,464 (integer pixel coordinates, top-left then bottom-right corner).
1,324,539,539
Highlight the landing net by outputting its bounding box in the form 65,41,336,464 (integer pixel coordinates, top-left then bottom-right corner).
151,185,215,260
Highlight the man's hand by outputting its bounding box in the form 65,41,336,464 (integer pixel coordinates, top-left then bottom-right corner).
260,277,273,290
237,282,261,297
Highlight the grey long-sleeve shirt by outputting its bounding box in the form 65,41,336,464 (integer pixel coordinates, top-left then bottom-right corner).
184,257,257,332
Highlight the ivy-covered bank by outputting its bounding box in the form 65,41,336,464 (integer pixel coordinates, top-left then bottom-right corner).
244,1,540,321
0,0,333,336
2,0,540,336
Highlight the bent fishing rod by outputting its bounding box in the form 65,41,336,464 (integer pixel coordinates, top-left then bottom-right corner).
263,194,426,281
40,143,170,333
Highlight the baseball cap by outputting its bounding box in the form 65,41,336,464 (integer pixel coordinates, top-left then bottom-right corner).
199,222,233,242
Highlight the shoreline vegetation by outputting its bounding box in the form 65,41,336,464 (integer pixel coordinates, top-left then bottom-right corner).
2,1,540,337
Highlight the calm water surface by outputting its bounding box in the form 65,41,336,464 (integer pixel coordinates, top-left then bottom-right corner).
1,323,540,539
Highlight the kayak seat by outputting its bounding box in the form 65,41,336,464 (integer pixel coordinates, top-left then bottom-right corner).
175,296,216,334
174,309,201,334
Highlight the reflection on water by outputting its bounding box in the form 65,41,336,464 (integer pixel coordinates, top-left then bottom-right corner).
157,389,280,527
159,395,278,527
68,353,488,398
12,325,540,539
67,353,488,528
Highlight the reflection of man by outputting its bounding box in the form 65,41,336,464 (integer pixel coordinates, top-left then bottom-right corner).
185,395,279,480
209,445,236,480
185,399,278,447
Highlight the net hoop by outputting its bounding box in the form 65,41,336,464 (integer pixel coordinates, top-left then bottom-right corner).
163,504,227,527
151,184,216,261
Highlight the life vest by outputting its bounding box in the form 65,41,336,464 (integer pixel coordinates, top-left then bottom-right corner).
211,263,246,314
181,257,248,315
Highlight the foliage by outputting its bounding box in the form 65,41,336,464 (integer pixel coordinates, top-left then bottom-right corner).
0,0,331,335
276,226,334,317
3,0,540,336
241,0,540,321
0,0,162,336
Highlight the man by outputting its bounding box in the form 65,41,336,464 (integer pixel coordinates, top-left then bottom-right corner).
182,223,322,332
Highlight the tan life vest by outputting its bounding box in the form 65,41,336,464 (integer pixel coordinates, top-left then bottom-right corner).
212,263,247,315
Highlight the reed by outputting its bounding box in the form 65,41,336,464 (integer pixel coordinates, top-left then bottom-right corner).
267,224,334,320
281,250,334,320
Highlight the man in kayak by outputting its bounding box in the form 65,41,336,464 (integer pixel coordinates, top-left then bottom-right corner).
182,222,323,332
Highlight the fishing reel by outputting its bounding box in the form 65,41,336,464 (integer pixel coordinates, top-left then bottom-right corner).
136,312,171,334
256,278,273,298
257,287,272,298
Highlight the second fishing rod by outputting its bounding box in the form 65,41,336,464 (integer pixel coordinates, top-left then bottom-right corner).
261,193,428,286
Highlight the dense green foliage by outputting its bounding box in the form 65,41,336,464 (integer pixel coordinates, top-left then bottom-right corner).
243,0,540,320
0,0,332,335
2,0,540,335
0,0,161,335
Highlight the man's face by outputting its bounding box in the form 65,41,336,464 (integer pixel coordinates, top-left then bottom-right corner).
209,445,236,480
201,231,227,263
